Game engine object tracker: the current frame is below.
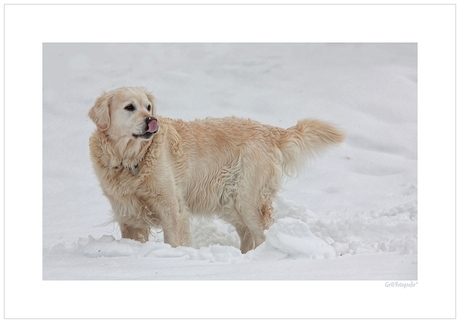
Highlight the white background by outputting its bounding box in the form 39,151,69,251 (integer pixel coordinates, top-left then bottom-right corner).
3,3,456,321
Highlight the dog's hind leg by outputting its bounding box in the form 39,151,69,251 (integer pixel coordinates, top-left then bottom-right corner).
233,220,255,254
220,206,255,254
227,205,269,253
238,200,275,251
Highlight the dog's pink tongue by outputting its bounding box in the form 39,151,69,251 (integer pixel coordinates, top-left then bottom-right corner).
147,118,159,133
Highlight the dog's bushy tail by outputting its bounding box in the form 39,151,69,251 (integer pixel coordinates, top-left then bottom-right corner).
278,119,345,177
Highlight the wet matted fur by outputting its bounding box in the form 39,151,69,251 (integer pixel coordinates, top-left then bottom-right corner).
89,87,344,253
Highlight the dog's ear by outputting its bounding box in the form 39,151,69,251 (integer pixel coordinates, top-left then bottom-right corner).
145,91,156,115
89,92,111,131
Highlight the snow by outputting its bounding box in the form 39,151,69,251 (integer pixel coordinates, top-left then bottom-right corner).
43,43,418,280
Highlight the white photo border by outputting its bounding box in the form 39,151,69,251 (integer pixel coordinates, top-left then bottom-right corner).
4,3,456,320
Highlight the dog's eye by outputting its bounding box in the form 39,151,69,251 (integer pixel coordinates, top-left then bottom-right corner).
147,104,151,112
124,104,135,112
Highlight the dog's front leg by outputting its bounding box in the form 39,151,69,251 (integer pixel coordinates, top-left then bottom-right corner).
119,223,150,243
150,199,191,248
108,197,151,243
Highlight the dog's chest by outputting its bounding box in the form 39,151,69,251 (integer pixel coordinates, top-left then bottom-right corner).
100,165,151,198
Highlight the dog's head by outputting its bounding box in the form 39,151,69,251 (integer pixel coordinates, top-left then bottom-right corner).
89,87,159,141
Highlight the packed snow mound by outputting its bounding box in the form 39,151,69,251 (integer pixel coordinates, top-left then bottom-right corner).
78,235,243,263
273,196,417,257
264,217,336,259
48,195,417,263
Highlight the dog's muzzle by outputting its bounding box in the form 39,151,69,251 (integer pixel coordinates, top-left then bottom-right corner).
133,117,159,139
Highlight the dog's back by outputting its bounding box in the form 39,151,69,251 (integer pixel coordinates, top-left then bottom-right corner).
166,116,344,253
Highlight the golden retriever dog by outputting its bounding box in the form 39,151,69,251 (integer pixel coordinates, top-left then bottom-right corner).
89,87,344,253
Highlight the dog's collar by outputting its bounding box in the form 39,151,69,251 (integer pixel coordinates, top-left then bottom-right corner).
94,132,148,177
130,164,139,176
116,163,139,176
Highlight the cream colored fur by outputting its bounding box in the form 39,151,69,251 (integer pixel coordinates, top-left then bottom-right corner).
89,87,344,253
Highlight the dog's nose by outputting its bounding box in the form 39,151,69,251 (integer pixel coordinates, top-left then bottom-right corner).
147,116,157,123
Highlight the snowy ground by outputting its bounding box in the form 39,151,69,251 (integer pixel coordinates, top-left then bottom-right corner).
43,43,417,280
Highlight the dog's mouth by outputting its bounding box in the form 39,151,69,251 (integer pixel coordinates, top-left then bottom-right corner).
133,117,159,140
